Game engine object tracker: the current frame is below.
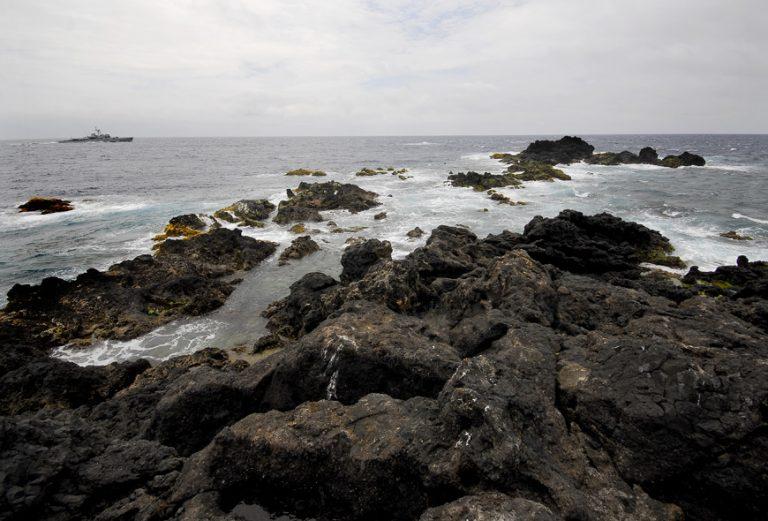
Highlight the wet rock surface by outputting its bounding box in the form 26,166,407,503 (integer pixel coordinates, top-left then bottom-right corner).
1,210,765,521
273,181,380,224
278,236,320,265
18,197,75,214
0,228,277,349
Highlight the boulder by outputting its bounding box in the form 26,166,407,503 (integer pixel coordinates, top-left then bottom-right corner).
278,236,320,265
18,197,74,214
340,238,392,283
273,182,380,224
213,199,274,226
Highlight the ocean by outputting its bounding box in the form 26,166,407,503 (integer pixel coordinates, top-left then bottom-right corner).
1,135,766,365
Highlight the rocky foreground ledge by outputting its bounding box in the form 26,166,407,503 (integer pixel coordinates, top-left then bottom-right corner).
1,211,767,521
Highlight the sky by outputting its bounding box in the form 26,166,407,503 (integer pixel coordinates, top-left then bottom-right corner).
1,0,766,138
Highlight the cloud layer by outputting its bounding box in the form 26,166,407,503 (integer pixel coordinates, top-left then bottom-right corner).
1,0,766,137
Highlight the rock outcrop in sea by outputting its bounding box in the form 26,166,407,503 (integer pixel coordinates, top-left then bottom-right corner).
2,209,765,521
273,181,380,224
18,197,74,214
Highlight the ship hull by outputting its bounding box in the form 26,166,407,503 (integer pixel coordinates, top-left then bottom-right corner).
59,137,133,143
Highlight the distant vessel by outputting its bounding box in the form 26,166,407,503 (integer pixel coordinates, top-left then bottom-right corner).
59,128,133,143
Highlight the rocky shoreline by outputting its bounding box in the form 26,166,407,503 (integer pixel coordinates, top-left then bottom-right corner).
2,204,767,520
3,138,766,521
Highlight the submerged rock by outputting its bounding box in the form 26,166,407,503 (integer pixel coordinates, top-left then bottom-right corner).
285,168,327,176
273,181,380,224
278,236,320,266
720,230,753,241
18,197,74,214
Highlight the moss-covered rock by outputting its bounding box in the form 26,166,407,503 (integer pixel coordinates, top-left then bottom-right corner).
213,200,274,227
447,171,523,190
289,224,306,234
720,231,753,241
285,168,327,177
355,167,387,177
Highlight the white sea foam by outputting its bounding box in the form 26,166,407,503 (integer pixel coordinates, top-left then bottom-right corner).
733,213,768,225
403,141,440,146
53,318,227,366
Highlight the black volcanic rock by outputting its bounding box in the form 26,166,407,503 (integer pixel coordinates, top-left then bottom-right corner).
0,228,277,349
273,181,380,224
518,136,595,164
18,197,74,214
1,211,766,521
278,235,320,265
639,146,660,163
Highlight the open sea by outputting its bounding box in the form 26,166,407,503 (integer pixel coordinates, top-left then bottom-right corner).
1,135,766,365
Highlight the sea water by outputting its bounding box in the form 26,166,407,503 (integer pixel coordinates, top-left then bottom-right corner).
1,135,766,364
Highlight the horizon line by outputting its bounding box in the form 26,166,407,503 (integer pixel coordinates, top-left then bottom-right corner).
3,132,768,141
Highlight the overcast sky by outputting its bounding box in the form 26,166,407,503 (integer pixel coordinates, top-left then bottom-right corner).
1,0,766,138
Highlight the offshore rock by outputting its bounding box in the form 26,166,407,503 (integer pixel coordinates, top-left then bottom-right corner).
18,197,74,214
518,136,595,164
213,199,274,226
273,181,380,224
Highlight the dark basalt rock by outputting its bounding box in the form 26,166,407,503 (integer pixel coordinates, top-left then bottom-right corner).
661,151,706,168
278,236,320,266
340,238,392,283
639,146,659,163
1,211,766,521
214,199,275,226
447,171,522,190
168,214,206,230
419,493,559,520
18,197,74,214
520,209,685,272
273,181,380,224
518,136,595,165
407,226,425,238
0,228,277,349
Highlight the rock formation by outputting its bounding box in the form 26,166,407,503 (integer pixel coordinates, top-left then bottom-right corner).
273,182,380,224
18,197,74,214
1,211,765,521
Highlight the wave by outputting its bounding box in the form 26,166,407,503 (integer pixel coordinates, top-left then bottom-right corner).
403,141,440,146
733,212,768,225
53,318,226,366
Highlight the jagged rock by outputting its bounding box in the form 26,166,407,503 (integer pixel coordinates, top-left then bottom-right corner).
518,136,595,165
262,302,460,409
520,210,685,272
419,493,559,521
660,151,706,168
278,236,320,266
0,229,277,348
2,211,766,521
18,197,74,214
448,171,522,190
340,238,392,283
639,146,659,163
407,227,425,238
153,214,208,241
213,199,274,226
273,182,380,224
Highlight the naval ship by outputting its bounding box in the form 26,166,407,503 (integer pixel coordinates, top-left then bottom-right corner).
59,128,133,143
